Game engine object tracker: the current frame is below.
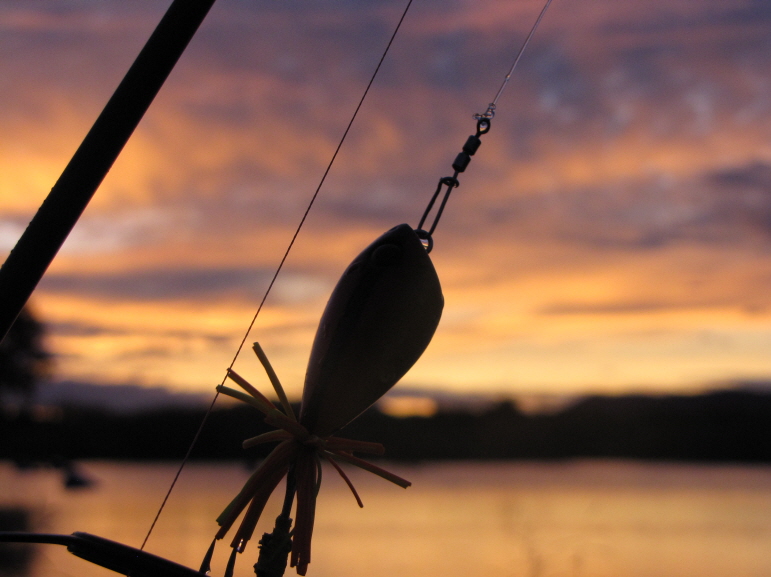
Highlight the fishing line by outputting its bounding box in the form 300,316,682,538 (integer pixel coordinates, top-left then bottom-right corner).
416,0,553,249
476,0,553,121
140,0,415,551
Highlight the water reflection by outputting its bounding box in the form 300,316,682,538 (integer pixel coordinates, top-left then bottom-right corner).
1,461,770,577
0,507,33,577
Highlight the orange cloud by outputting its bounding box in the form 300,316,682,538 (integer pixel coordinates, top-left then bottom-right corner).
4,0,771,399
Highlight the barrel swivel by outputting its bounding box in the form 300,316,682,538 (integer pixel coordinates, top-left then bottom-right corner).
415,117,492,251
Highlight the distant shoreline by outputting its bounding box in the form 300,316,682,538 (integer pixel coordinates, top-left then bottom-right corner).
2,389,770,463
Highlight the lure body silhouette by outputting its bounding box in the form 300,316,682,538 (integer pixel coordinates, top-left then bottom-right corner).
301,223,444,436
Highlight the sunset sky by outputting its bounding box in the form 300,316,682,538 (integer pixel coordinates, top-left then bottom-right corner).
3,0,771,402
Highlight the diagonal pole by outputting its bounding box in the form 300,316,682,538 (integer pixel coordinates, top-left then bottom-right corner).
0,0,218,343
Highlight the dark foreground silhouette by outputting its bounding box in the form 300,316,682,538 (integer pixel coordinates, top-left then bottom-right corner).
1,390,770,462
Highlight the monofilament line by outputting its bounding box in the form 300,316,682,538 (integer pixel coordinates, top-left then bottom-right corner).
492,0,553,106
140,0,415,551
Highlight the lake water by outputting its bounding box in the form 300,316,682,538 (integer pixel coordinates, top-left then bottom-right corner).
2,460,770,577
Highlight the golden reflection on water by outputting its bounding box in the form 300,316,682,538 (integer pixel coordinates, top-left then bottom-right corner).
2,461,771,577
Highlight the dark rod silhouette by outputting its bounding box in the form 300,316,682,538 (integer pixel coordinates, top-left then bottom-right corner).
0,0,218,343
0,532,205,577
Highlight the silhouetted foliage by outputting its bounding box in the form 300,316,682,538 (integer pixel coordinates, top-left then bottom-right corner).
0,307,50,405
2,390,771,462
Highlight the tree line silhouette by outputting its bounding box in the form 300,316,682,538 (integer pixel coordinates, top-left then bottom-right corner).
1,309,769,463
2,390,770,462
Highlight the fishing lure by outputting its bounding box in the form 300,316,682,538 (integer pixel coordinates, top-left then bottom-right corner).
212,223,444,576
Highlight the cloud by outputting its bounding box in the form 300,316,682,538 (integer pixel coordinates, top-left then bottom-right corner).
41,269,269,300
539,301,698,316
39,267,331,304
5,0,771,396
704,161,771,236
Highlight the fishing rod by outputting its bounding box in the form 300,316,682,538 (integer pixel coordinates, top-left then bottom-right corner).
0,532,204,577
0,0,218,344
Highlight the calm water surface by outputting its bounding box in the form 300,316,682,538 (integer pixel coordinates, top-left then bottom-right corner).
2,460,770,577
